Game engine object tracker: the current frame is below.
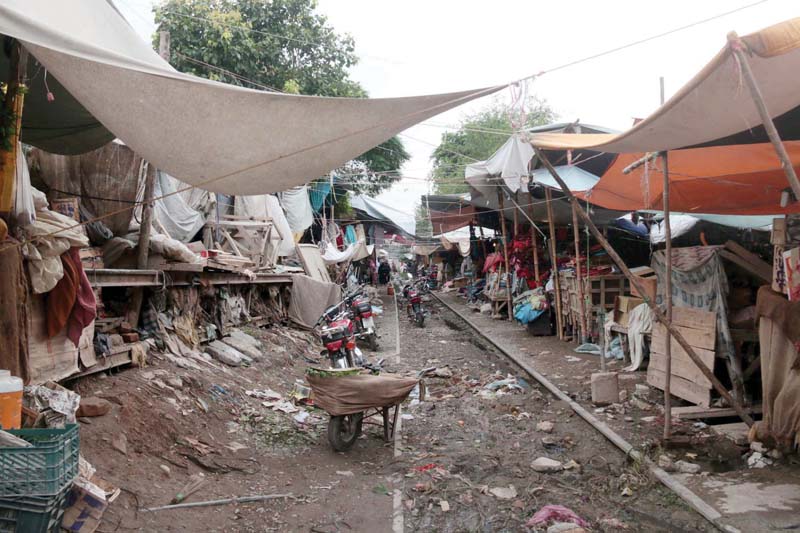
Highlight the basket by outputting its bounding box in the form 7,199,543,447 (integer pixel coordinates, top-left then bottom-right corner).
0,425,79,497
0,485,70,533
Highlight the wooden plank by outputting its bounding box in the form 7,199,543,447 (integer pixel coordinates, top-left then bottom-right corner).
669,307,717,331
652,322,716,352
719,250,771,283
647,367,711,407
651,326,716,365
672,405,762,420
724,240,773,282
711,422,749,446
649,352,712,388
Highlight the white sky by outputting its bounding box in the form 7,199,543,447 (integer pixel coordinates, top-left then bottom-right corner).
116,0,797,216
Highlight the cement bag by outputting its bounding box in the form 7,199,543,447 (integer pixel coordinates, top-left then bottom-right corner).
150,234,201,263
306,371,419,416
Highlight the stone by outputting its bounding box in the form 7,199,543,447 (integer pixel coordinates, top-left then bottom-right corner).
747,452,773,469
547,523,586,533
750,441,767,454
591,372,619,406
634,383,650,396
206,341,253,367
159,465,171,476
77,397,113,417
112,433,127,455
630,398,652,411
531,457,563,473
674,460,701,474
618,389,628,402
657,455,674,471
767,448,783,460
167,377,184,390
536,421,555,433
222,330,264,361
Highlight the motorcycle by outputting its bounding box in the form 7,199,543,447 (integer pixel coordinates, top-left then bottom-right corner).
402,279,427,327
315,302,363,369
344,287,379,351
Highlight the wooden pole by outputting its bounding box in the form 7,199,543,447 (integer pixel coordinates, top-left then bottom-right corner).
512,196,519,235
529,200,541,283
127,34,169,326
534,147,755,427
572,203,587,343
545,188,564,339
497,190,513,321
728,32,800,202
660,77,674,441
0,42,28,216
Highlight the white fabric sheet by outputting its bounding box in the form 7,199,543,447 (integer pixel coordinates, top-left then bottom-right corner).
153,171,206,242
279,186,314,234
0,0,502,194
233,195,294,257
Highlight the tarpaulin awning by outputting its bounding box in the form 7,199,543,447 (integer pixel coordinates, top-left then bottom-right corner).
529,18,800,153
0,0,503,195
321,242,374,265
466,134,534,195
351,195,416,237
579,142,800,215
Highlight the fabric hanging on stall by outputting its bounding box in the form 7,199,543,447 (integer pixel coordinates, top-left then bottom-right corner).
45,251,79,339
0,239,30,383
287,274,342,329
64,247,96,346
752,287,800,448
344,225,358,245
153,171,206,242
0,0,502,194
321,242,374,265
622,303,655,371
309,180,333,213
278,186,314,235
12,144,35,227
651,246,734,362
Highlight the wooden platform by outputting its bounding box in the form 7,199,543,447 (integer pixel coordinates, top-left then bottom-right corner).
672,405,762,420
711,422,750,446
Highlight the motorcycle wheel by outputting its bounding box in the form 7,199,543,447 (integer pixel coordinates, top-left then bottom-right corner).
367,333,379,351
328,412,364,452
415,311,425,327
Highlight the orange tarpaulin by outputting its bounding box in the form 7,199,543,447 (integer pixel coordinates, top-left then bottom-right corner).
578,142,800,215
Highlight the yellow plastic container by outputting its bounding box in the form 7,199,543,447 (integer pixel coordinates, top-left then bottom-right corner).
0,369,23,430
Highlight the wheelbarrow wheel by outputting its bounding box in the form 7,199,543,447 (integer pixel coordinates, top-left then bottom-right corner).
328,413,364,452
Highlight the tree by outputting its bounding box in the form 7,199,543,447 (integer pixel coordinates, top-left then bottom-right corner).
430,97,556,194
154,0,408,194
415,202,433,239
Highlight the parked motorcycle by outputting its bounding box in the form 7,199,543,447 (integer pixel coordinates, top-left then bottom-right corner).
315,302,363,369
344,287,379,351
402,279,427,327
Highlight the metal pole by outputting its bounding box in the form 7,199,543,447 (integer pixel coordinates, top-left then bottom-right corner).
727,32,800,201
534,147,755,427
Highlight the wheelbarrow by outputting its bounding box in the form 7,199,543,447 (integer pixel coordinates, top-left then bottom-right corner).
306,369,425,452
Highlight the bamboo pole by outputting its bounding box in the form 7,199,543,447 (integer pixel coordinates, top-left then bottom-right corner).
529,201,541,283
728,32,800,202
534,147,755,428
497,190,513,321
571,203,587,343
0,42,28,216
545,188,564,339
660,75,674,441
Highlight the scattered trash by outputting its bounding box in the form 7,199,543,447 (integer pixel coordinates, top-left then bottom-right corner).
431,367,453,379
484,375,525,393
536,421,555,433
336,470,354,477
489,485,517,499
599,517,630,530
565,356,582,363
160,464,171,476
245,389,282,401
674,460,702,474
562,459,580,470
657,455,674,471
574,343,601,355
439,500,450,512
24,382,81,427
547,523,587,533
292,411,310,424
526,505,589,528
621,486,633,497
747,452,773,469
531,457,563,473
401,414,415,420
750,441,767,454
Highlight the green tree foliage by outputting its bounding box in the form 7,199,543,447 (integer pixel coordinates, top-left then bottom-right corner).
430,97,556,194
154,0,408,194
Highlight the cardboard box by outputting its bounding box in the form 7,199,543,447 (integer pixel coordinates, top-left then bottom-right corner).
629,266,657,301
51,197,79,221
614,295,644,327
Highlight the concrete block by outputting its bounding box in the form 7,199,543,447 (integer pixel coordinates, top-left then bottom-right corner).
591,372,619,406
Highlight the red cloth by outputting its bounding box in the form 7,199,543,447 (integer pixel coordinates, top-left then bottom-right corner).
66,248,96,347
46,252,79,339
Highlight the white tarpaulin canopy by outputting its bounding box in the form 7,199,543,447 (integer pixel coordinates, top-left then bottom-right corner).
466,134,534,196
529,18,800,153
321,242,374,265
351,195,416,237
0,0,503,195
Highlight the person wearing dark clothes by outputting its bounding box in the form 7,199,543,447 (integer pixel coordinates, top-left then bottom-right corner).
378,259,391,285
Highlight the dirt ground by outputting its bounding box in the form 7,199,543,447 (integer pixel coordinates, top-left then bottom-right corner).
71,290,714,532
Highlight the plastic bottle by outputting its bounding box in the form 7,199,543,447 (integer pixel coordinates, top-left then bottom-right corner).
0,370,23,430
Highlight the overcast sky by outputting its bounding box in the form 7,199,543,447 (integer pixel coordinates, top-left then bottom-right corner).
116,0,796,215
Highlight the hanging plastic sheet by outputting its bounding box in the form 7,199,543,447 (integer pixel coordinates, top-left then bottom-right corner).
12,143,35,226
278,186,313,234
310,181,332,213
234,194,294,257
153,171,206,242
